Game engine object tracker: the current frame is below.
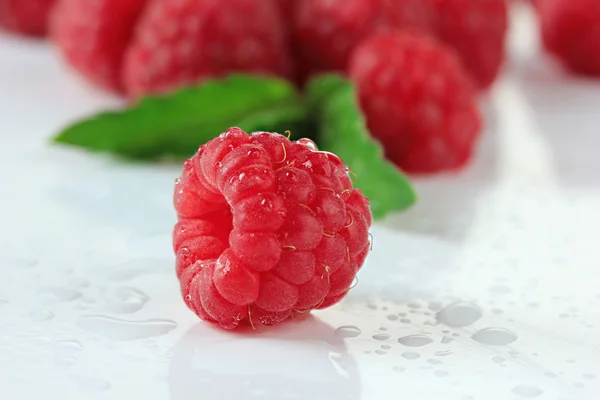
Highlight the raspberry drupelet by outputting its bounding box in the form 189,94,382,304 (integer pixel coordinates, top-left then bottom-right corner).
173,128,372,329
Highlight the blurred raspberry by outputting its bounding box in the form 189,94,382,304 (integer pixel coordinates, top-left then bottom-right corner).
349,32,482,173
539,0,600,76
431,0,508,89
0,0,56,36
123,0,293,97
293,0,382,77
292,0,506,89
174,128,372,329
51,0,148,92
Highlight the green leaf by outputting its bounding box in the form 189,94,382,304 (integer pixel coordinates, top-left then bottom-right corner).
307,74,417,219
53,74,310,160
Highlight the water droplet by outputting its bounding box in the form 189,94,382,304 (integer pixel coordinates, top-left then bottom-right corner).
0,296,9,305
387,315,398,321
427,359,442,365
77,316,177,341
398,334,433,347
298,138,318,151
379,327,387,331
583,373,596,380
489,284,512,294
491,308,504,315
381,345,391,350
401,352,420,360
566,359,575,363
367,304,377,310
372,334,390,341
492,356,505,363
435,350,452,357
29,310,54,322
441,337,453,344
39,287,82,302
104,287,149,314
55,340,83,355
398,312,407,317
407,302,421,309
334,325,361,338
393,366,405,373
472,327,518,345
428,301,442,311
400,318,411,323
374,349,386,355
573,382,585,388
72,375,111,392
511,385,543,398
434,370,449,377
436,301,482,327
545,372,557,379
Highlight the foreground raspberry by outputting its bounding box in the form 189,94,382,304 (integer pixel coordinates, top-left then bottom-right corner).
0,0,56,36
349,32,482,173
538,0,600,76
123,0,293,97
173,128,372,329
50,0,148,92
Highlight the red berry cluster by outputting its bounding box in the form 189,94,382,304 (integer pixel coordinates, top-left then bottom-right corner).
173,128,372,329
4,0,599,175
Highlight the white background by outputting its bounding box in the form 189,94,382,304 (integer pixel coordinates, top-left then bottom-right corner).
0,4,599,400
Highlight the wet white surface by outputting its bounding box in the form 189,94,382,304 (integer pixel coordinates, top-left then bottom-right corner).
0,5,599,400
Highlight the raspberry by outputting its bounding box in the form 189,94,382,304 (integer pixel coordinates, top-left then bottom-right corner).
272,0,296,22
123,0,293,97
173,128,372,329
348,32,482,173
292,0,506,89
430,0,508,90
293,0,384,78
50,0,148,92
0,0,56,36
538,0,600,76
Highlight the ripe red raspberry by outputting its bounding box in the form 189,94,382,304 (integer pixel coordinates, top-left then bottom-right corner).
430,0,508,90
123,0,293,97
349,32,482,173
538,0,600,76
0,0,56,36
272,0,296,21
293,0,432,78
173,128,372,329
293,0,506,89
50,0,148,92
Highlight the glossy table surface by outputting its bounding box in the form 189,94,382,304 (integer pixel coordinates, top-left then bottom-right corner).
1,5,598,400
